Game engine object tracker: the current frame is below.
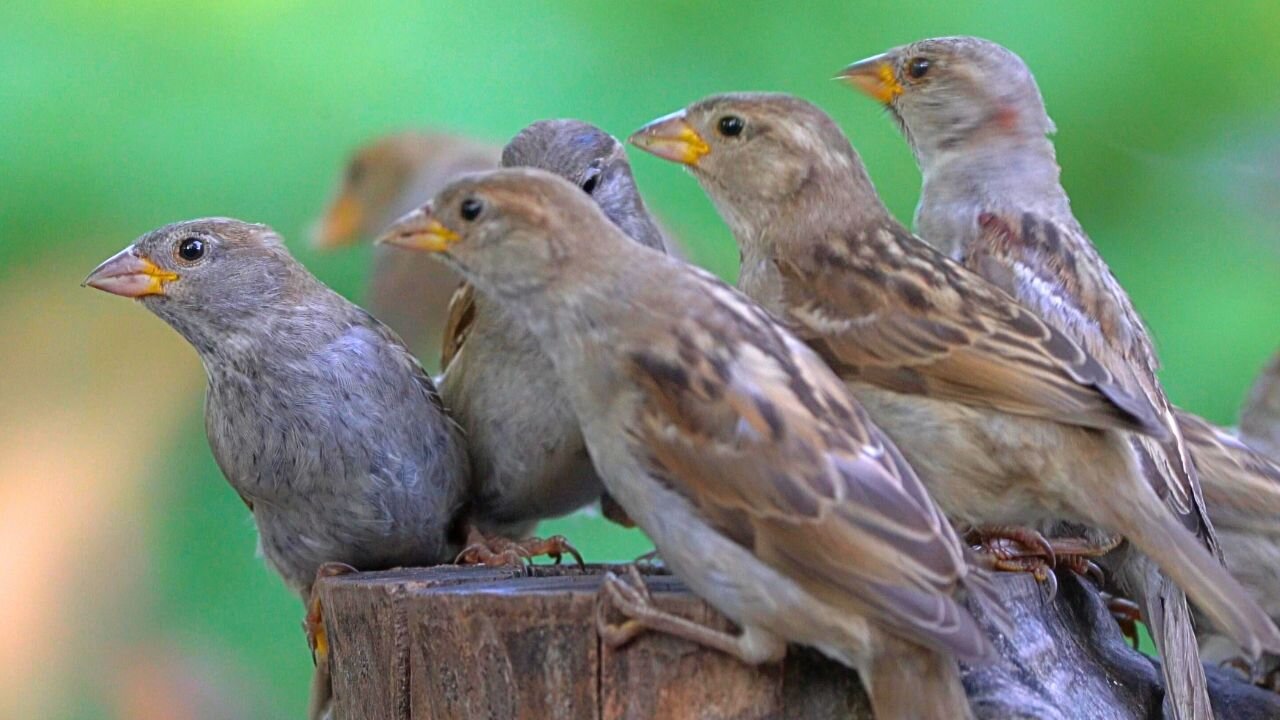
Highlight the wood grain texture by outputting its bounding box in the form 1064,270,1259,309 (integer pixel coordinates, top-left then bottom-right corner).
318,564,1280,720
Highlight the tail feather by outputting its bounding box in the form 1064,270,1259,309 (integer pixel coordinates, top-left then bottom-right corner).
1116,497,1280,660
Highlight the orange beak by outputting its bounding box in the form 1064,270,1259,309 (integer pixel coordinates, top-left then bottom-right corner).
82,246,179,298
628,109,710,167
839,53,903,104
376,204,460,253
311,193,365,249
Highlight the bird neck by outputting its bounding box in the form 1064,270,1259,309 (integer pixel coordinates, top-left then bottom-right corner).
916,136,1070,255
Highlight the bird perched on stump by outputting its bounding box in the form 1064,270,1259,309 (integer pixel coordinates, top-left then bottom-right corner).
382,167,1006,720
629,94,1280,697
434,119,672,561
84,218,469,719
840,37,1257,717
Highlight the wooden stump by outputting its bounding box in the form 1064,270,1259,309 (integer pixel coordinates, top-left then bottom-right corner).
317,564,1280,720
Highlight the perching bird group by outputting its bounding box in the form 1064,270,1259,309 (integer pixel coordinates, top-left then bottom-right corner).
83,36,1280,720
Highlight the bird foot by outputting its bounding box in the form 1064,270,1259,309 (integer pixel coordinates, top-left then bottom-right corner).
595,565,775,664
304,562,359,664
968,526,1119,591
1101,592,1143,649
455,526,585,569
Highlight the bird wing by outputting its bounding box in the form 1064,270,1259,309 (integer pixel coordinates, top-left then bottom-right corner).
773,224,1168,439
1178,407,1280,521
440,281,476,370
971,211,1198,519
624,279,991,661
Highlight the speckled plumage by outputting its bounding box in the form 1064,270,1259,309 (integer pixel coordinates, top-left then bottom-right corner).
630,93,1280,676
88,218,469,596
843,37,1243,717
386,168,1003,720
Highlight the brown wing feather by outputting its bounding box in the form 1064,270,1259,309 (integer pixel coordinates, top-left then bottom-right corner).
774,225,1168,439
973,212,1199,522
624,290,993,662
1178,408,1280,518
439,281,476,370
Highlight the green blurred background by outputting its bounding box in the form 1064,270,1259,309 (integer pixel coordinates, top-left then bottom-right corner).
2,2,1276,717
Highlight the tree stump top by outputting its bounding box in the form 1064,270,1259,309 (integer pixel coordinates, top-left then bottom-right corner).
317,564,1280,720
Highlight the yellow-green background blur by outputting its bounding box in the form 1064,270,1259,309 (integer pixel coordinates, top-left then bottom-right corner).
3,2,1277,717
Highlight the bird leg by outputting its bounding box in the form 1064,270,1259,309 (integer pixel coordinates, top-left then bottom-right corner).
304,562,359,665
454,525,584,569
595,565,783,665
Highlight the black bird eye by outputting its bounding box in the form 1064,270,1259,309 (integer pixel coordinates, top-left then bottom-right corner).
346,158,365,185
717,115,745,137
907,57,931,79
177,237,205,262
460,198,483,221
581,169,601,195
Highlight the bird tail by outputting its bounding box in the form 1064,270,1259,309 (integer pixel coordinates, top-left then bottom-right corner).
865,635,973,720
1104,490,1280,661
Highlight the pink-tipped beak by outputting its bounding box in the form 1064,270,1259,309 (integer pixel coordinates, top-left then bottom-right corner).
82,246,178,298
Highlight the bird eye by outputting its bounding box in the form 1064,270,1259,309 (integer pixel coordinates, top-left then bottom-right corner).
581,169,601,195
177,237,205,262
907,57,931,79
460,198,483,221
717,115,745,137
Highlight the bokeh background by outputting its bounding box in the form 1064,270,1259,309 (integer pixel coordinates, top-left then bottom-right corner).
3,1,1278,717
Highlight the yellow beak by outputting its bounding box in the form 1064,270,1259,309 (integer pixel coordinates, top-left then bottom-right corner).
376,205,460,253
839,53,903,104
82,246,179,298
628,110,710,166
311,193,365,249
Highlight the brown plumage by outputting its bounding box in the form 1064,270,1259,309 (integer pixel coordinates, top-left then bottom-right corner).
381,167,1004,720
630,92,1280,675
840,38,1239,717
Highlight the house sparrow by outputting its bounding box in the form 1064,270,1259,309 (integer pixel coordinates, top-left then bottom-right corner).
1241,352,1280,459
84,218,470,719
381,167,1005,720
312,131,501,361
628,92,1280,678
438,120,671,555
841,38,1228,717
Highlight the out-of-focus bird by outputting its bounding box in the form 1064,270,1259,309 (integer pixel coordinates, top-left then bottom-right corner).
628,93,1280,686
312,131,501,362
381,167,1005,720
1183,352,1280,682
437,120,671,557
84,218,470,720
840,38,1229,717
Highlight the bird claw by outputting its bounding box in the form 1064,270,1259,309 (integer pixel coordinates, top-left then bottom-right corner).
596,566,656,648
968,525,1057,567
304,562,359,664
1101,593,1143,648
455,527,585,570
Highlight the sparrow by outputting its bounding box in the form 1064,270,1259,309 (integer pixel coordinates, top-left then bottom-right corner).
438,119,671,555
841,38,1230,717
628,92,1280,679
381,167,1005,720
312,131,501,362
84,218,470,719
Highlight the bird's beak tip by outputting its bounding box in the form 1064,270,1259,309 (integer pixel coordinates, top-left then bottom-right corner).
629,110,709,167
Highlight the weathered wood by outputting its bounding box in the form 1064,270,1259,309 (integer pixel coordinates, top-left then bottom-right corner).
318,564,1280,720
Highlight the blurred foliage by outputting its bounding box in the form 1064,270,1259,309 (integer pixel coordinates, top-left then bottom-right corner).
2,1,1276,717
